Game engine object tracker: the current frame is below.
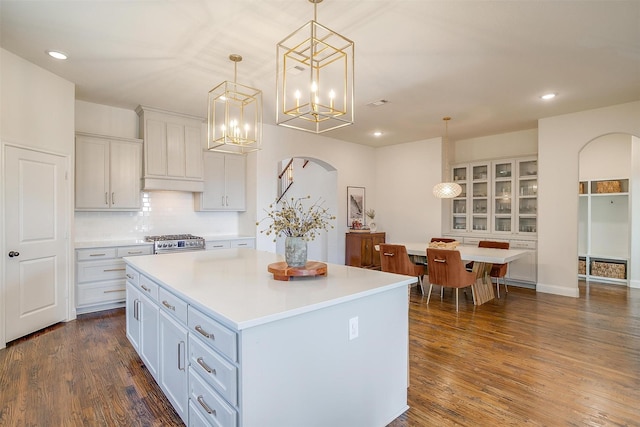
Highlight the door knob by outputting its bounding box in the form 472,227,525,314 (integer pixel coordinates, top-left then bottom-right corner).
8,251,20,258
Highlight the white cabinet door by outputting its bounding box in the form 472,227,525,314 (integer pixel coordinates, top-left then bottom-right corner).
110,140,142,209
225,154,246,211
144,119,168,177
195,152,246,211
159,310,189,424
76,133,142,211
140,293,160,381
185,125,203,179
126,283,141,352
75,135,109,209
167,122,186,178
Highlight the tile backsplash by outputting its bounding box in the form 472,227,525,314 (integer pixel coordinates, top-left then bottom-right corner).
75,191,239,241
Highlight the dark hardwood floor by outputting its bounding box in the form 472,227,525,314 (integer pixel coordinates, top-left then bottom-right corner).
1,281,638,426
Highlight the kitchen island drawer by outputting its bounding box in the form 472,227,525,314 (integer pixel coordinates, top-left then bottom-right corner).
188,306,238,362
77,280,126,306
189,335,237,406
77,259,126,282
189,369,237,427
125,265,140,286
76,247,118,261
138,274,159,301
159,287,188,323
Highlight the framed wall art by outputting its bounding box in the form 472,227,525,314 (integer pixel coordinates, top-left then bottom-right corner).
347,186,365,227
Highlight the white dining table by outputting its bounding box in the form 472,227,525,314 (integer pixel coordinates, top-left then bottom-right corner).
392,243,529,305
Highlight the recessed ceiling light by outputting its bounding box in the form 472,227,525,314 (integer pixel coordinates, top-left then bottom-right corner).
46,50,68,60
373,131,383,137
540,93,556,100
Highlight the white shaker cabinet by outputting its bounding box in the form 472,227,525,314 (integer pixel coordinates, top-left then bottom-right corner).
195,151,246,211
75,133,142,211
136,105,204,192
126,281,160,381
159,308,189,424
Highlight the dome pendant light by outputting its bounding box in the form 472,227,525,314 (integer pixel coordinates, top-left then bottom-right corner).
433,117,462,198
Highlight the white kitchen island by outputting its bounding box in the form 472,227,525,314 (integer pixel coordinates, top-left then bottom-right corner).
124,248,413,427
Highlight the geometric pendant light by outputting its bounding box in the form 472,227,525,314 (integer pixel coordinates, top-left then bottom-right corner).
208,54,262,154
276,0,354,133
432,117,462,198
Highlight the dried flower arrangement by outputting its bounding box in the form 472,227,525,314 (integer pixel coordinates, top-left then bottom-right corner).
365,208,376,220
257,196,335,241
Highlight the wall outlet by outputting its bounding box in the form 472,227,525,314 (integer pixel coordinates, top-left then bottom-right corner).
349,317,359,340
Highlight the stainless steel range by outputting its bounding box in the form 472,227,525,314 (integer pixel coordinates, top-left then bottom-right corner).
145,234,205,254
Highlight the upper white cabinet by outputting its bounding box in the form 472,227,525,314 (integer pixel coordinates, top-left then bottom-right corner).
516,157,538,234
136,105,204,192
194,151,246,211
75,132,142,211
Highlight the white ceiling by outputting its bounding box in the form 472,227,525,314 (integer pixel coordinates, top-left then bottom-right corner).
1,0,639,147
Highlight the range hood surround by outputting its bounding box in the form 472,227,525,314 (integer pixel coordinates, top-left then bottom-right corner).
137,105,205,193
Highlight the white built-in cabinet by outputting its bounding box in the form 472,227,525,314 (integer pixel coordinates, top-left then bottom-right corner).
194,151,246,211
448,156,538,286
75,133,142,211
136,105,204,192
451,157,537,235
578,179,629,284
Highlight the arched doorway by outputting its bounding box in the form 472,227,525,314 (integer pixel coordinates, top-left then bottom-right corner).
578,133,638,287
273,157,339,263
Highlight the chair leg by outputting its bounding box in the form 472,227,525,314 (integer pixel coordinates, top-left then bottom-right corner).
426,284,433,305
495,278,500,299
455,288,459,311
418,276,425,295
503,277,508,294
440,286,444,300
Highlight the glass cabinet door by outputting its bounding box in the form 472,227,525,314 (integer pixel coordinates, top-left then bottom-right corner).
470,163,489,232
493,161,514,233
517,158,537,233
450,165,469,232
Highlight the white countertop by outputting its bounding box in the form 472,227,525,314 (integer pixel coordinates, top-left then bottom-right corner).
124,249,414,331
75,239,153,249
75,235,254,249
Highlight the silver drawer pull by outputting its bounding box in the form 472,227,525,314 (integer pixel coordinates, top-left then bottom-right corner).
126,273,134,280
195,325,214,340
141,285,151,292
237,243,247,246
197,357,216,375
162,300,175,311
383,252,394,256
89,253,107,257
197,395,216,416
103,289,123,294
103,268,126,272
127,250,143,254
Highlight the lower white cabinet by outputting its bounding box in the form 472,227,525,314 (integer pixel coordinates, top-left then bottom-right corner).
206,238,255,251
126,264,239,427
126,282,159,381
159,309,189,424
506,240,537,284
76,244,152,314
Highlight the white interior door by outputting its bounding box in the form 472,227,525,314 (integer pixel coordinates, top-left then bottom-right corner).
4,146,69,342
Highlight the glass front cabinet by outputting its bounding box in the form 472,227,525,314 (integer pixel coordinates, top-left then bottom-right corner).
449,156,537,236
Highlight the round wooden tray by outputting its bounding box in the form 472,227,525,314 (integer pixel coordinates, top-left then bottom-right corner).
268,261,328,281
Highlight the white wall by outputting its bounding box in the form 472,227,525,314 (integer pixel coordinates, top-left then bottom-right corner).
579,133,631,181
1,48,76,347
538,101,640,296
453,129,538,163
374,138,443,243
254,124,377,265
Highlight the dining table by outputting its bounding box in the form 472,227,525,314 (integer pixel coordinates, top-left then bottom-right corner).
394,243,529,305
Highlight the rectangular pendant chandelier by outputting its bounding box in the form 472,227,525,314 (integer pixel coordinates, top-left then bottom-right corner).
208,55,262,154
276,1,354,134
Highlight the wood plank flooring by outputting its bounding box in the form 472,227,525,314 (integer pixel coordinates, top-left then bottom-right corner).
1,281,638,426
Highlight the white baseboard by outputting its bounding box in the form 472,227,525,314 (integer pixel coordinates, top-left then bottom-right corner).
629,279,640,289
536,282,580,298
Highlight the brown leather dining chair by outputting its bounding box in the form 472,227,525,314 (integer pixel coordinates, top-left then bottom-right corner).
426,248,476,311
479,240,509,298
379,244,427,295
